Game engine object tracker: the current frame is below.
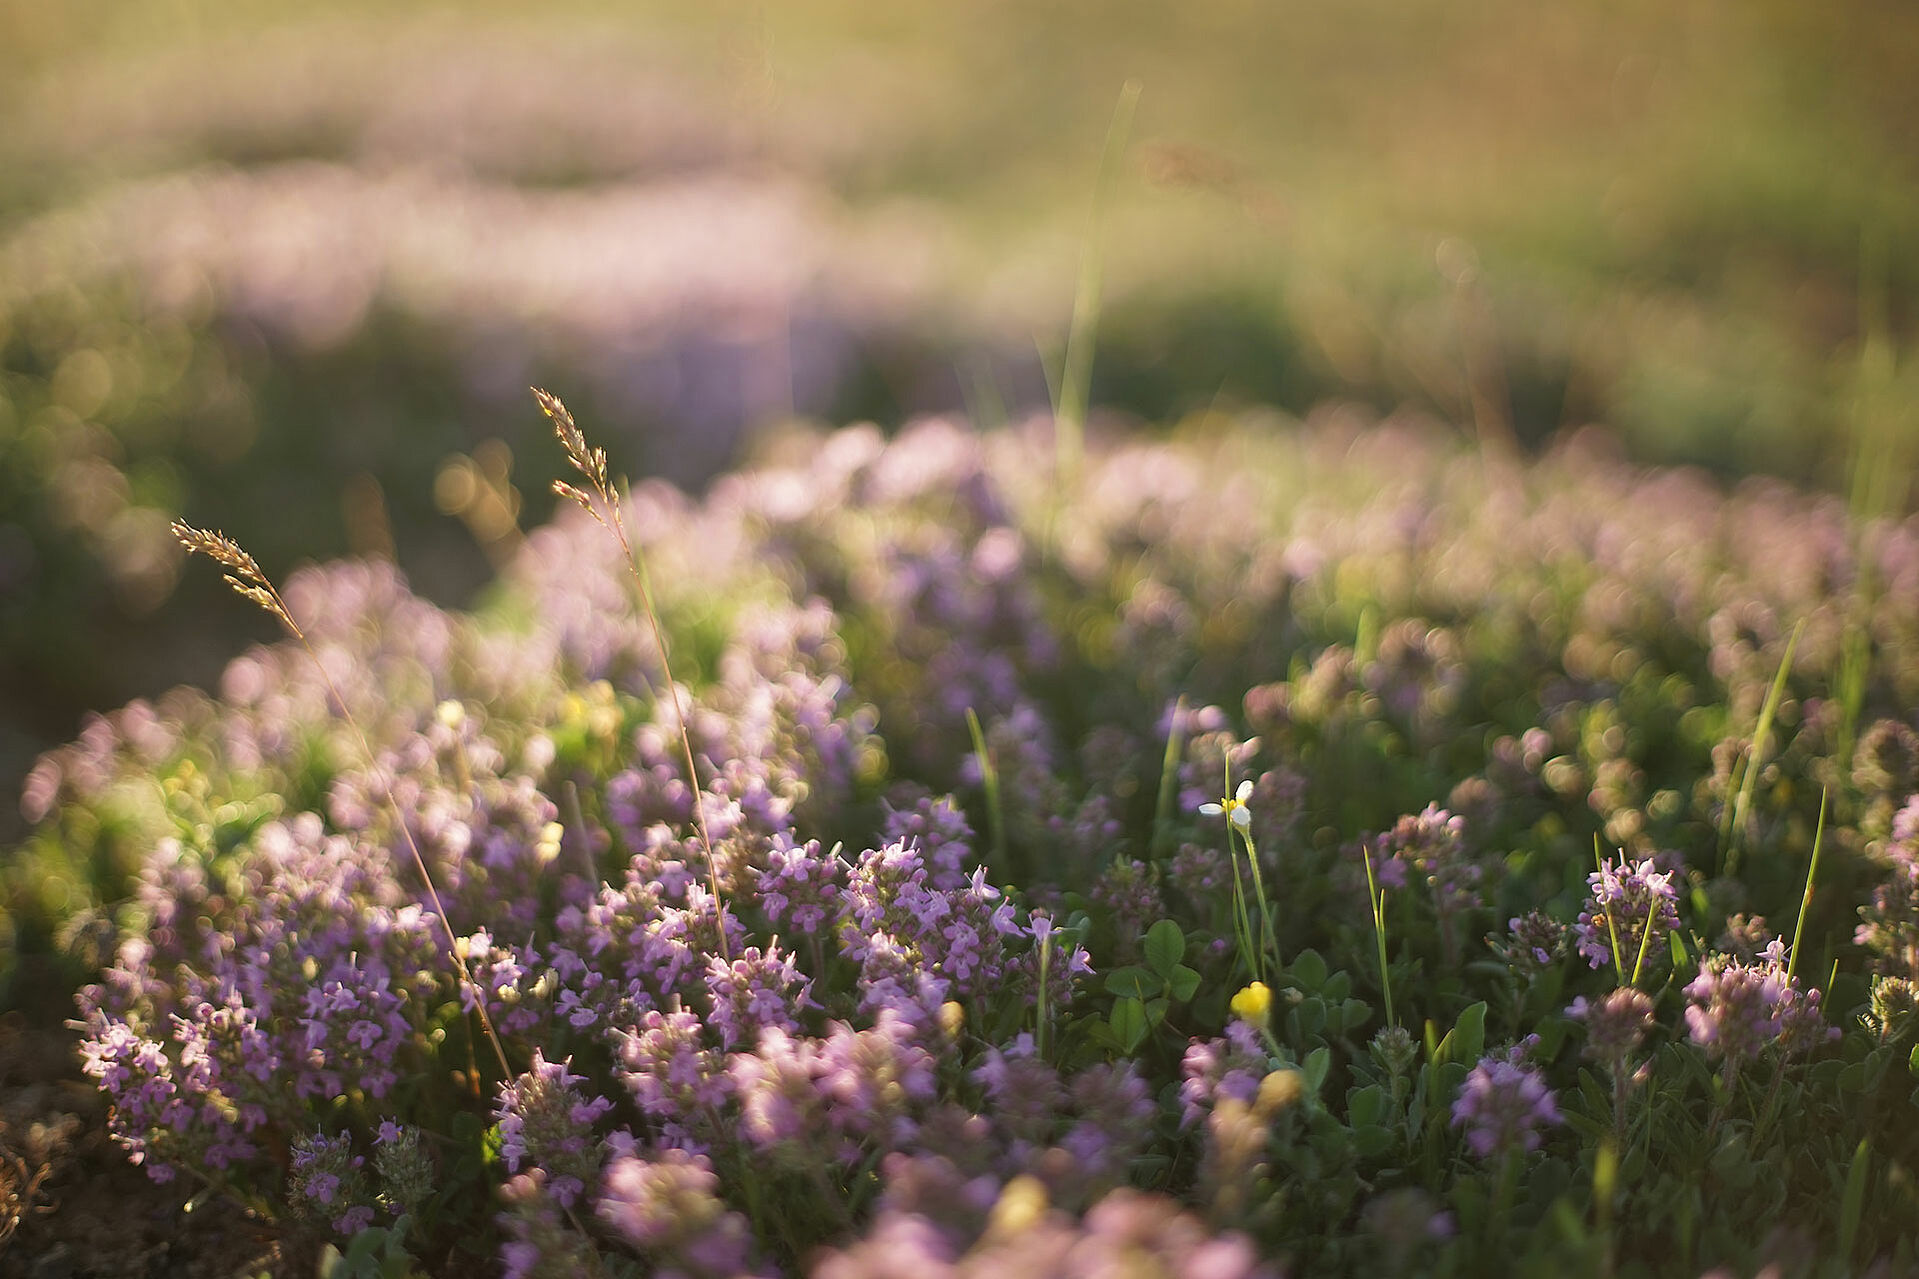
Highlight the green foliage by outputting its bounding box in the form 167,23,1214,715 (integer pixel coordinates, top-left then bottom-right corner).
320,1218,425,1279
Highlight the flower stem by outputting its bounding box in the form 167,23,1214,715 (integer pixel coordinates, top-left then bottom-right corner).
1362,844,1396,1028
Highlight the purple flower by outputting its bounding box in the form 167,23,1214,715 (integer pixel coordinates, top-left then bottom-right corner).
1089,861,1164,963
756,834,845,935
288,1130,375,1233
1575,855,1680,970
616,1009,729,1129
1684,951,1837,1067
838,844,1030,1006
1178,1022,1268,1128
1377,805,1479,911
1568,987,1655,1071
1493,910,1570,970
816,1012,940,1151
1683,958,1783,1067
495,1052,614,1209
882,788,977,892
702,944,814,1051
1451,1055,1561,1159
596,1149,761,1275
730,1027,826,1154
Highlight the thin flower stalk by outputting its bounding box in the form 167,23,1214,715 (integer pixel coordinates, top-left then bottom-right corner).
170,521,513,1080
1210,762,1280,972
1201,771,1272,984
536,387,730,961
1596,840,1625,986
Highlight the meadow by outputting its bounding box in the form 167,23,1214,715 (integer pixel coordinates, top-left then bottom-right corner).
7,396,1918,1275
3,2,1919,1275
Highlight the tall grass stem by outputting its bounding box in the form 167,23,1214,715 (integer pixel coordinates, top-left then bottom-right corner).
171,522,514,1080
1055,78,1142,489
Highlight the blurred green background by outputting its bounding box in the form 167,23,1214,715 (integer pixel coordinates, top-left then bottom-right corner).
3,0,1917,836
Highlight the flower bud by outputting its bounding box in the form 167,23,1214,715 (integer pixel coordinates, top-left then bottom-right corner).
1254,1068,1304,1117
986,1174,1048,1239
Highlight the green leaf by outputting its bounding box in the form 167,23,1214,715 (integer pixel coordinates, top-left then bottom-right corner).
1292,949,1328,991
1297,997,1326,1039
1304,1046,1332,1094
1144,919,1185,978
1669,928,1690,972
1167,964,1201,1003
1709,1136,1757,1190
1347,1083,1389,1128
1144,997,1170,1027
1352,1125,1396,1158
1104,966,1161,1001
1840,1139,1871,1260
1341,998,1373,1032
1560,1110,1610,1142
1533,1015,1572,1062
481,1123,505,1170
1111,997,1149,1053
1436,1002,1487,1067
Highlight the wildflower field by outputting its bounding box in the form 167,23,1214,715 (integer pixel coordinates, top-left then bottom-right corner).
5,3,1919,1277
5,392,1919,1276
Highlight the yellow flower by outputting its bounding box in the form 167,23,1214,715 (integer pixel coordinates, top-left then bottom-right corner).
986,1175,1049,1238
1255,1068,1305,1117
1231,981,1273,1028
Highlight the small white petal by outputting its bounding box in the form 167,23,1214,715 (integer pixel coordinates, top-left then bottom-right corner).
1199,803,1224,816
1231,806,1252,829
1235,780,1254,801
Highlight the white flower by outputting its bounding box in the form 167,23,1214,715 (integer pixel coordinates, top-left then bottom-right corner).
1200,779,1255,829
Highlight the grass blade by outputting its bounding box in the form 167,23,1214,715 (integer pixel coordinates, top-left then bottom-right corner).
1724,617,1804,877
967,707,1006,864
1152,695,1188,856
1787,787,1827,983
1056,77,1143,488
1839,1137,1871,1260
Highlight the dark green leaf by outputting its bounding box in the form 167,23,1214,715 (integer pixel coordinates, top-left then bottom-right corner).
1144,919,1185,977
1347,1083,1388,1128
1436,1002,1487,1067
1111,997,1149,1053
1840,1139,1871,1260
1104,966,1161,1001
